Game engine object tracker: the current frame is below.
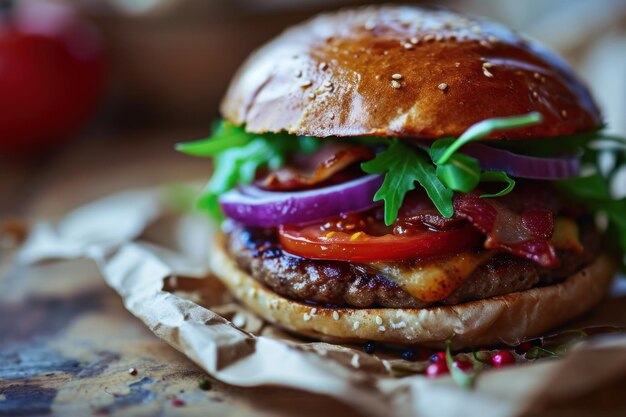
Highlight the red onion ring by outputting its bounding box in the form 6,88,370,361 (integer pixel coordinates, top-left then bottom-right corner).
415,140,581,179
461,143,580,179
219,174,383,227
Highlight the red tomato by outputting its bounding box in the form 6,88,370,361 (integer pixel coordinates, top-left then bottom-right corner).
0,1,105,154
278,212,482,262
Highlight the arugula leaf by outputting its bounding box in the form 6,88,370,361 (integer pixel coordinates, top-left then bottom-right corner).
363,115,545,225
524,346,559,360
429,138,481,192
558,173,626,268
437,112,543,164
177,121,322,220
558,174,610,200
425,114,542,202
485,129,625,160
197,139,274,220
362,140,453,225
445,340,475,389
175,122,250,156
479,171,516,198
435,154,481,193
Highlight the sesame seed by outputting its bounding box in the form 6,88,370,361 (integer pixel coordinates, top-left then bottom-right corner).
375,316,383,325
438,82,448,91
300,80,312,88
488,36,498,43
391,80,402,89
364,20,376,31
303,313,311,321
308,93,316,99
533,72,541,80
561,110,568,118
390,320,407,329
383,50,389,56
409,36,419,45
323,80,332,88
311,308,317,315
391,73,402,80
403,42,414,50
327,112,335,120
424,34,435,42
332,311,340,320
353,321,361,330
482,62,493,68
531,91,538,99
319,62,328,71
378,325,387,332
483,67,494,78
128,367,138,376
479,40,491,48
294,69,302,78
455,62,461,67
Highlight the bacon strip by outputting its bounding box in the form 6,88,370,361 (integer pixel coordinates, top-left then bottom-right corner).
454,193,558,268
257,144,375,191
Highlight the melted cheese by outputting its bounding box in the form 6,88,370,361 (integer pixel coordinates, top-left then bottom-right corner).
552,217,584,254
368,251,493,302
366,217,582,303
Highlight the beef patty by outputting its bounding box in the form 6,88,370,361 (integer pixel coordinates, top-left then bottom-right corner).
224,219,599,308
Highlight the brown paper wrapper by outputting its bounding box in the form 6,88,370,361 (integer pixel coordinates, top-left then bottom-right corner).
19,188,626,417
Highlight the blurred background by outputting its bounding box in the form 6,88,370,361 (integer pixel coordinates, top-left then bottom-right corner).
1,0,625,219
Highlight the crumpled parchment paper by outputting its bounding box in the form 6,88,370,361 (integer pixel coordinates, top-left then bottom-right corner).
18,188,626,417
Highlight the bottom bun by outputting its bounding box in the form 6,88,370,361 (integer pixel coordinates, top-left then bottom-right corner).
209,235,616,348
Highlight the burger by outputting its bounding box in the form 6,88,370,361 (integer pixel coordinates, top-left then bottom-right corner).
177,6,625,348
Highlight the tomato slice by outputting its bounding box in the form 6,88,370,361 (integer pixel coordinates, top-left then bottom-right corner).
278,219,483,262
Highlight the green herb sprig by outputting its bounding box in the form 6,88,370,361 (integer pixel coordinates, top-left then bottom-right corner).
176,121,319,220
363,113,542,225
361,140,454,225
445,339,476,389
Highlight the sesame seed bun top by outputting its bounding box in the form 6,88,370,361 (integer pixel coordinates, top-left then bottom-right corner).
220,5,602,140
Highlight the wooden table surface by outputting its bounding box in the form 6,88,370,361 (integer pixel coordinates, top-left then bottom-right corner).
0,129,364,417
